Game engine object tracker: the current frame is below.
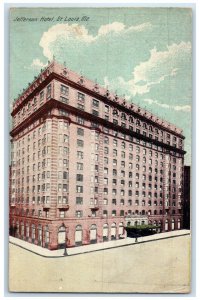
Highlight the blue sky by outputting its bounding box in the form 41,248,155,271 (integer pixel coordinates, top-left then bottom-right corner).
10,7,192,164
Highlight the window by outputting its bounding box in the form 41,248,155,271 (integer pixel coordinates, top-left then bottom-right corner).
40,91,44,102
103,178,108,185
121,112,127,120
77,139,84,147
77,116,84,125
92,110,99,116
121,141,126,149
76,186,83,193
77,162,83,170
60,96,68,104
77,151,83,159
121,170,125,177
104,168,108,175
120,199,124,205
78,92,85,102
61,85,69,95
63,134,68,142
113,149,117,157
113,179,117,185
136,119,140,126
101,210,107,218
104,136,109,144
121,151,125,158
76,174,83,182
112,199,117,205
93,99,99,107
77,103,85,110
121,189,125,196
47,84,51,98
104,188,108,195
105,105,109,113
59,211,65,218
112,210,116,216
121,161,125,168
104,157,108,164
129,153,133,160
129,144,133,151
76,211,83,218
113,139,118,147
76,197,83,205
77,128,84,136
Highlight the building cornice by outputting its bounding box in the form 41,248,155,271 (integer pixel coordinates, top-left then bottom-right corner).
11,69,185,139
10,98,186,155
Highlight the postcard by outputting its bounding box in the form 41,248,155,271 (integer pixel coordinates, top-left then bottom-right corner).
9,7,192,293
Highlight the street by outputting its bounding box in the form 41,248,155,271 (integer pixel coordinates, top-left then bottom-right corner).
9,234,191,293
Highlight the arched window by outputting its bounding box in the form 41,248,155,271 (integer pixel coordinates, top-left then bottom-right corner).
45,225,50,248
16,221,19,237
20,221,24,238
165,220,169,231
143,122,147,129
103,223,109,241
178,219,181,229
58,225,66,247
121,112,127,120
149,125,153,132
38,225,42,246
148,210,151,215
113,108,119,116
111,223,117,240
26,223,30,240
90,224,97,244
31,224,36,242
136,119,140,126
129,116,134,123
142,210,145,215
171,219,175,230
119,222,124,238
75,225,82,246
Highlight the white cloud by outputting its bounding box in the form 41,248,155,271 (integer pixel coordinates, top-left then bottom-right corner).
98,21,151,36
104,41,191,97
98,22,125,36
39,23,95,60
32,21,152,64
143,98,191,112
131,42,191,94
31,58,48,69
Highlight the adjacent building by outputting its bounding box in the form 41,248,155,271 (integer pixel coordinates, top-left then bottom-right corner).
183,166,191,229
9,60,185,249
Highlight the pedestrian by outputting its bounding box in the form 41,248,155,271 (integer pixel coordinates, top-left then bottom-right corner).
135,235,138,243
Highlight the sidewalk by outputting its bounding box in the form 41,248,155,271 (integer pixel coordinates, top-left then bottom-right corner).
9,229,190,258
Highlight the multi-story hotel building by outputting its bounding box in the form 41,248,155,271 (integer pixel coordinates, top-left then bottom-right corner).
9,60,185,250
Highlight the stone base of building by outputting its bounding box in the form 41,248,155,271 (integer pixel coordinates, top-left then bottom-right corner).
9,215,183,250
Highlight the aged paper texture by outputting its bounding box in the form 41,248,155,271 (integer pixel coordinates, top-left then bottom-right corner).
9,7,192,293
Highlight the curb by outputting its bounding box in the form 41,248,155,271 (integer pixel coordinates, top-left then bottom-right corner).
9,232,191,259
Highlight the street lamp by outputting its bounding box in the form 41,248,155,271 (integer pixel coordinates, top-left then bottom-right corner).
63,243,68,256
